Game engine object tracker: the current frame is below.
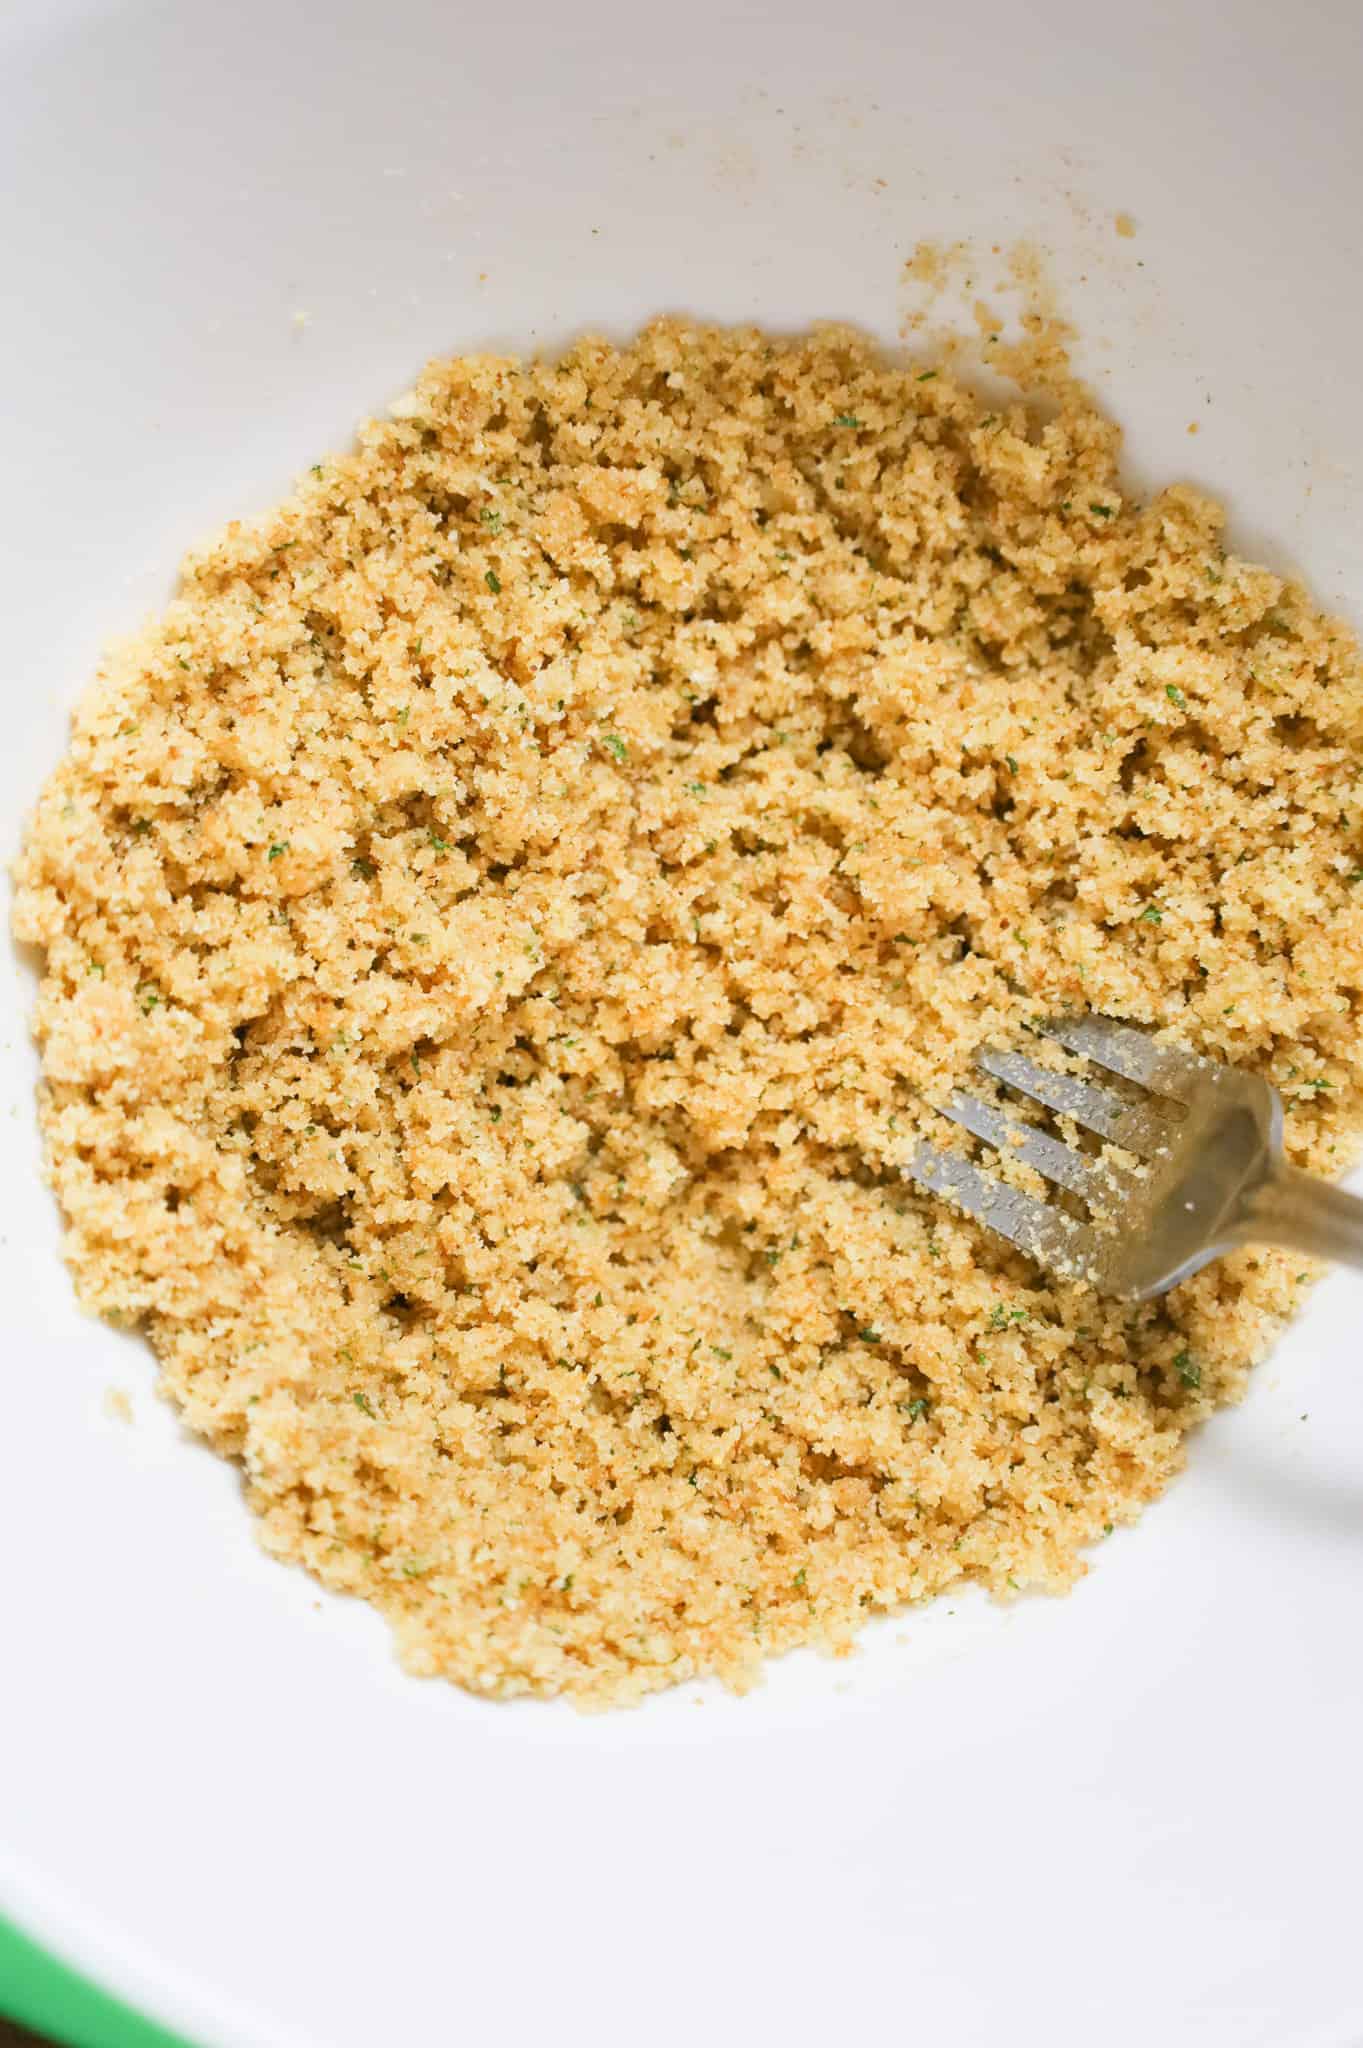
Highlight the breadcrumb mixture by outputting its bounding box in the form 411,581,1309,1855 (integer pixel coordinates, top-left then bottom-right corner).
15,323,1363,1705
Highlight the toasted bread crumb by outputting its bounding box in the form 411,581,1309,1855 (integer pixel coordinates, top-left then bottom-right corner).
15,321,1363,1705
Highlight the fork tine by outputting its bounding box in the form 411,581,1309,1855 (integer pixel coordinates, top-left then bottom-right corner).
940,1089,1098,1199
904,1139,1095,1277
976,1047,1172,1157
1044,1014,1210,1102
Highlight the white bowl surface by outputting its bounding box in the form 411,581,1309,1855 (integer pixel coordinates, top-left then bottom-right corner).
2,5,1362,2046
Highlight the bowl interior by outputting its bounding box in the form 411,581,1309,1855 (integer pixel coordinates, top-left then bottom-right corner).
3,4,1362,2046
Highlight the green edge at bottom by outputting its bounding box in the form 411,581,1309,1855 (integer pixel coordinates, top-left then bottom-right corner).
0,1918,193,2048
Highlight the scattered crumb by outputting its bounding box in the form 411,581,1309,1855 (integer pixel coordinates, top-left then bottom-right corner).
1188,422,1200,435
899,238,970,331
1114,212,1137,238
15,319,1363,1708
104,1387,132,1424
902,238,954,289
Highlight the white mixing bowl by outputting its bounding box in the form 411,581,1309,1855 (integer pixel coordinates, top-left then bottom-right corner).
3,4,1361,2046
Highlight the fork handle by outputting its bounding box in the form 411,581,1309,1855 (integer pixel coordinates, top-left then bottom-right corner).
1237,1161,1363,1271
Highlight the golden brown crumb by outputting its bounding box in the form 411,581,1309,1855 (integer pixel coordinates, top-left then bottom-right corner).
14,321,1363,1705
1115,212,1137,238
104,1387,133,1423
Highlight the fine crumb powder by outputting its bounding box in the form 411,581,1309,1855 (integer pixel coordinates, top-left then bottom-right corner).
14,322,1363,1705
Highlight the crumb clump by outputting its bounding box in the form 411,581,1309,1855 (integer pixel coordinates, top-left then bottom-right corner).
14,320,1363,1705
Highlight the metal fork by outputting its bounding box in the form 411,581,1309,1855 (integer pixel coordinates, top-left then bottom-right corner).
905,1014,1363,1299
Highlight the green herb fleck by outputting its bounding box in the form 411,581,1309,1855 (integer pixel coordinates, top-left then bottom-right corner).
1173,1351,1201,1389
485,569,502,594
1165,684,1186,708
1090,503,1114,518
480,507,503,533
267,841,289,861
916,370,938,382
833,413,861,428
603,734,628,763
353,1391,377,1417
904,1397,929,1422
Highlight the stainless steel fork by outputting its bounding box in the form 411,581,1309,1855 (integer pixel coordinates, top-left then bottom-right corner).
905,1014,1363,1299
